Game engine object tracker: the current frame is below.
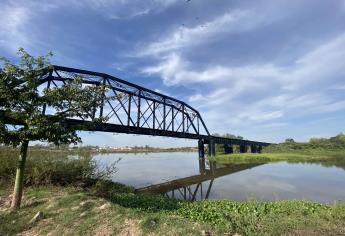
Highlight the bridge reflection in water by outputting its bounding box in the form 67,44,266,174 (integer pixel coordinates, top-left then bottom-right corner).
136,159,263,201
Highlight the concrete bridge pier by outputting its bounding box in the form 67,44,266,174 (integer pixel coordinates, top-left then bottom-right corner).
199,157,206,174
198,139,205,158
224,144,233,154
208,139,216,157
257,146,263,153
250,145,257,153
209,160,217,174
240,145,248,153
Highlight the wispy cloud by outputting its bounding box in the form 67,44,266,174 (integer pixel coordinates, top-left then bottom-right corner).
0,2,31,53
138,10,262,56
142,53,281,86
142,33,345,132
328,85,345,90
70,0,179,19
143,33,345,88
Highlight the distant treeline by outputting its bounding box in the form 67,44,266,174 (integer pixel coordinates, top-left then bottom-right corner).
95,146,198,154
0,144,198,154
264,133,345,153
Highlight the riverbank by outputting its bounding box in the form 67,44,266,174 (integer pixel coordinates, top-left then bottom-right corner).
2,141,345,235
212,152,345,165
1,183,345,236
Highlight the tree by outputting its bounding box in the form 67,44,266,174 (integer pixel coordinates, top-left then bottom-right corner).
0,49,108,210
285,138,295,143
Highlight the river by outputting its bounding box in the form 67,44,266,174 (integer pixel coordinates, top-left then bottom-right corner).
93,152,345,203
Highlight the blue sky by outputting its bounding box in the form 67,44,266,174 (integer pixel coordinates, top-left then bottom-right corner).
1,0,345,147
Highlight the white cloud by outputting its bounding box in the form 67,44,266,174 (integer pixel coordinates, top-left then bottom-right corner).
143,53,281,86
0,0,180,53
0,3,31,52
283,33,345,90
144,33,345,89
138,10,262,56
328,84,345,90
72,0,179,19
142,33,345,131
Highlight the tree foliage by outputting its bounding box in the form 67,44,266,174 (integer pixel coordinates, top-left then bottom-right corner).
0,48,110,210
0,48,107,147
265,133,345,152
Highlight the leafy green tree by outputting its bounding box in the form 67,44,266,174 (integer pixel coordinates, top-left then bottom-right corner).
0,48,108,210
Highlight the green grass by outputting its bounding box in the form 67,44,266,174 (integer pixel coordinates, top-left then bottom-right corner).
1,184,345,236
213,133,345,166
0,185,209,236
213,153,310,164
176,199,345,235
212,152,345,167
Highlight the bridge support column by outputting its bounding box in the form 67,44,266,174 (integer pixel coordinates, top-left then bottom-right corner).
224,144,233,154
240,145,247,153
251,145,257,153
199,158,206,174
198,139,205,158
209,160,216,174
208,139,216,157
257,146,263,153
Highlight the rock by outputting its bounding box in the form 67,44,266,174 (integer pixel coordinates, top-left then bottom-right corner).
79,200,94,208
150,220,156,225
201,230,212,236
71,206,79,211
46,203,55,210
80,212,87,217
29,211,44,224
98,203,111,210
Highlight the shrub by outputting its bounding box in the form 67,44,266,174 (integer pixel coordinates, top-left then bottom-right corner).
0,146,118,187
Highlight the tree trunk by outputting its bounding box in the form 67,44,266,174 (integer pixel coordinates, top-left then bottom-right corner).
11,140,29,211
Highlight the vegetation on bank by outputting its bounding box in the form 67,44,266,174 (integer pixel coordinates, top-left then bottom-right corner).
1,145,345,235
27,144,198,154
264,133,345,153
90,145,198,154
1,133,345,235
0,147,118,188
213,133,345,166
1,183,345,236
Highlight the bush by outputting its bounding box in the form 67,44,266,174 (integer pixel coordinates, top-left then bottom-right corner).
0,146,118,187
92,179,133,198
264,133,345,153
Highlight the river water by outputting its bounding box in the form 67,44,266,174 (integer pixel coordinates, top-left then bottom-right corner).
93,152,345,203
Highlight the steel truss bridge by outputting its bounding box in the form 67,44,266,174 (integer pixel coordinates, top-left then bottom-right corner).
2,65,270,156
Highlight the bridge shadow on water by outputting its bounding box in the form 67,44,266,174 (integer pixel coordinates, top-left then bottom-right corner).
134,158,264,202
102,158,264,213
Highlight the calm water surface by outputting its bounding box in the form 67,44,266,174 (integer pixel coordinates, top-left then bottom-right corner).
93,152,345,203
